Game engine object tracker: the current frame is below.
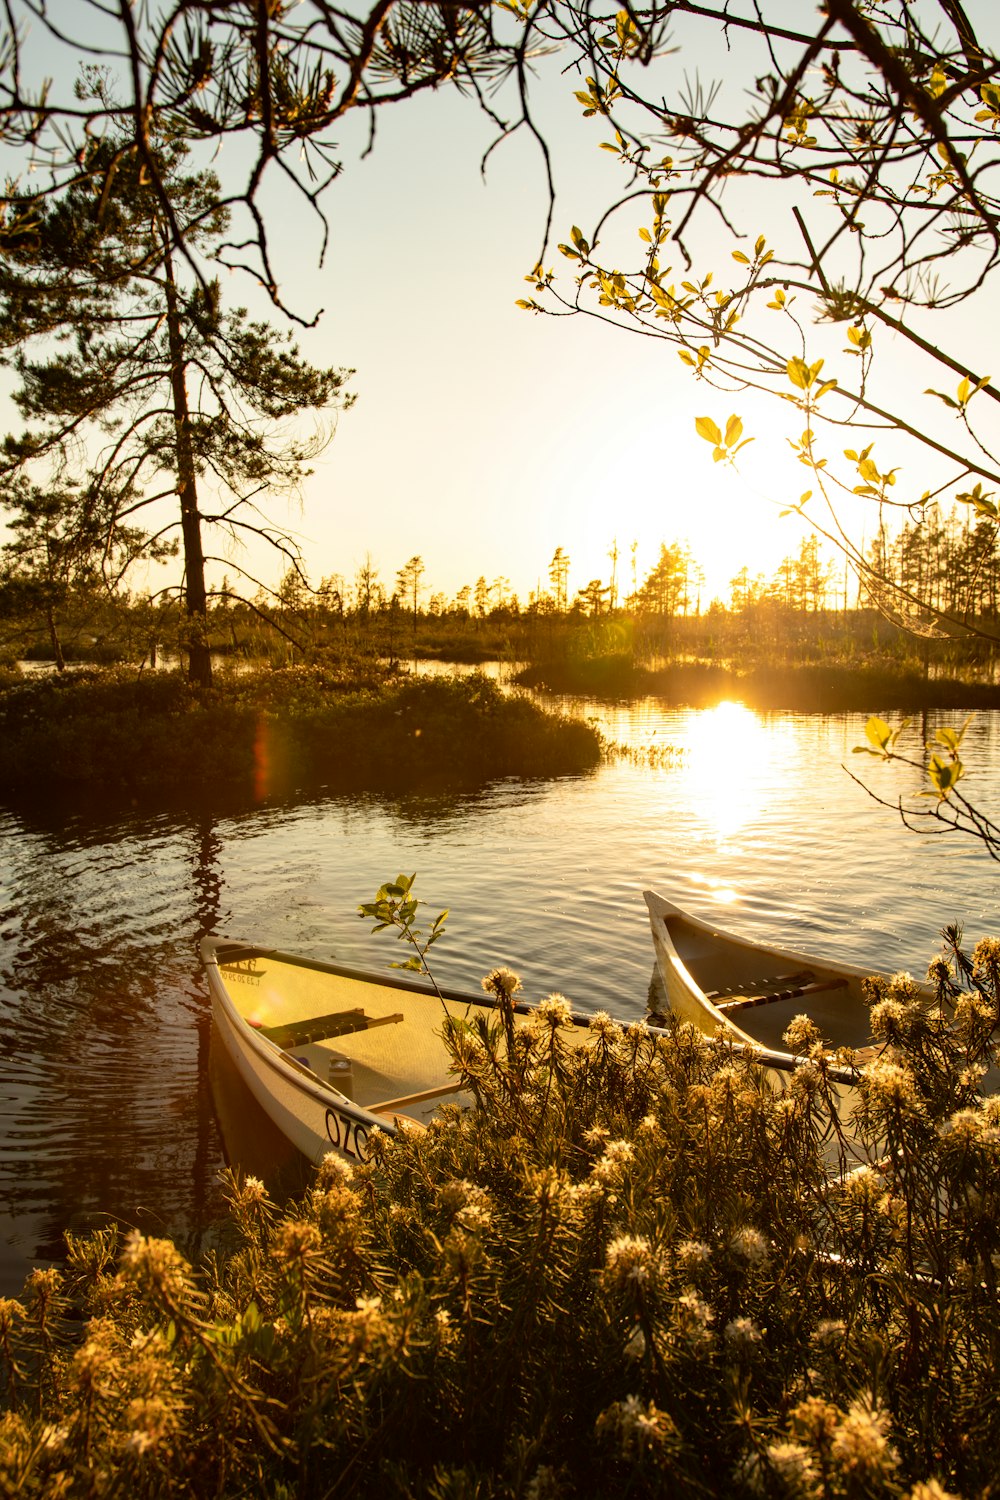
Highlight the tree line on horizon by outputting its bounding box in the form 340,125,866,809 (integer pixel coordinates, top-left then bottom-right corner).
3,4,999,689
278,509,1000,628
9,505,1000,673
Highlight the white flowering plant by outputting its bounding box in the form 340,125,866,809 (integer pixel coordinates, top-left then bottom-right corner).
0,925,999,1497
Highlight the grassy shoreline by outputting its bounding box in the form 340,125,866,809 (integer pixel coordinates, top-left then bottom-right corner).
0,667,602,804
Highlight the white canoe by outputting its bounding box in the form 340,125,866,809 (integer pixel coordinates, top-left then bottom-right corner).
644,889,929,1066
203,936,594,1166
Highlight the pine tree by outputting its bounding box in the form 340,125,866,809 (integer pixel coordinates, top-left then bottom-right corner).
0,121,352,685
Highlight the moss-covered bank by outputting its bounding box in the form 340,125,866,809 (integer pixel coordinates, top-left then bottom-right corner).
515,654,1000,711
0,667,601,803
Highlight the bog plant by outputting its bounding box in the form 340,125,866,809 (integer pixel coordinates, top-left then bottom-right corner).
2,929,999,1496
0,667,601,802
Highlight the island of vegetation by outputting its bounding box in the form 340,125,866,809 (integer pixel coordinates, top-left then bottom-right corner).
0,665,602,804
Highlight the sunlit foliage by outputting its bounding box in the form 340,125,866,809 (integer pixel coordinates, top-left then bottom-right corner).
2,937,1000,1495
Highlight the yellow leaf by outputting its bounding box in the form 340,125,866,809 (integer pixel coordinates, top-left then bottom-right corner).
928,753,964,797
787,357,811,390
724,414,743,447
695,416,723,446
865,715,893,753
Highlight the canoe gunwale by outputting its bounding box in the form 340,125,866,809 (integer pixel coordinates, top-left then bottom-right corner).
204,943,405,1149
201,935,596,1030
643,891,886,986
643,890,872,1085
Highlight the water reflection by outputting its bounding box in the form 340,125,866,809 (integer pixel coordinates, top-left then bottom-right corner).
681,701,783,841
1,697,999,1297
0,807,233,1295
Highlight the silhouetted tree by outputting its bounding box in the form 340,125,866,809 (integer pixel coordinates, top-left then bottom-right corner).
0,124,351,685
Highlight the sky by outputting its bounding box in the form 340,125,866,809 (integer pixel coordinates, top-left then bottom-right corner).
257,59,824,608
3,2,992,611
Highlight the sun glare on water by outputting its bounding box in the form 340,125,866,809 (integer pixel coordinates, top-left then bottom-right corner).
683,700,782,843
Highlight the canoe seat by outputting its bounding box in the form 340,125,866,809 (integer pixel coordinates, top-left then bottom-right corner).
255,1009,404,1049
707,970,813,1001
715,975,848,1015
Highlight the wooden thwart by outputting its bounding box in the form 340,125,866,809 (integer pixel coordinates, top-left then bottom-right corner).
257,1008,404,1049
369,1080,466,1114
707,970,813,1001
716,975,848,1015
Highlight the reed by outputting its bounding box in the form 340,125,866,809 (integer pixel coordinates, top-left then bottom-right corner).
515,655,1000,711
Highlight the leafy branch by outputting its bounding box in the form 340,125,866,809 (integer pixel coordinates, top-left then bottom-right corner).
358,873,449,996
848,713,1000,860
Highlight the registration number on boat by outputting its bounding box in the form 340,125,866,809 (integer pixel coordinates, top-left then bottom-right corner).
325,1107,371,1161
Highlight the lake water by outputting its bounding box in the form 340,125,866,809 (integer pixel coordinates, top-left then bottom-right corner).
2,689,998,1294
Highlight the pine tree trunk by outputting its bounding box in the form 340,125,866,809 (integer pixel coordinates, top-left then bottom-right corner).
45,598,65,671
164,249,212,689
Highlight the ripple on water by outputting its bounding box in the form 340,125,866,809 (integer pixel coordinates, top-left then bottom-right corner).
1,699,999,1293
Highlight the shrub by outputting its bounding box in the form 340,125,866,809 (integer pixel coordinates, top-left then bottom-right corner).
1,935,998,1496
0,667,601,801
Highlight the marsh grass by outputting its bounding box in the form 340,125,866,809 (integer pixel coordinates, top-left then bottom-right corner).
514,656,1000,712
0,667,601,802
2,934,999,1496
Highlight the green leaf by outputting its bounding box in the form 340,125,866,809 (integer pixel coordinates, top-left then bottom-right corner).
934,717,971,752
864,715,893,754
928,753,964,797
